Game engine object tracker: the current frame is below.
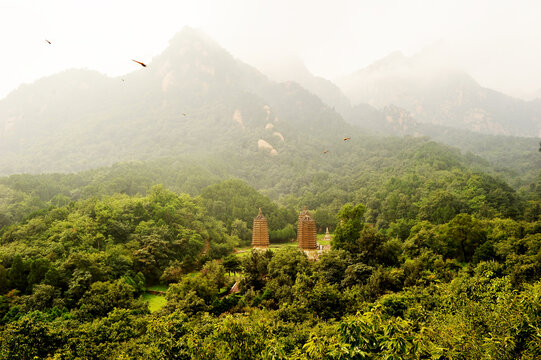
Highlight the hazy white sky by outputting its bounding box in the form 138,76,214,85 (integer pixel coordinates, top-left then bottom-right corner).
1,0,540,100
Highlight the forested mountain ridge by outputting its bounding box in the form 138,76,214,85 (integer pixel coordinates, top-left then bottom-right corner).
0,27,349,176
247,52,540,191
1,134,536,232
344,104,541,191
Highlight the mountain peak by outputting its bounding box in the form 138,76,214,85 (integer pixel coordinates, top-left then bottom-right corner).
142,26,253,93
168,26,222,51
150,26,238,76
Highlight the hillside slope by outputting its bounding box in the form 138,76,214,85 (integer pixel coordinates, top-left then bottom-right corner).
0,28,350,175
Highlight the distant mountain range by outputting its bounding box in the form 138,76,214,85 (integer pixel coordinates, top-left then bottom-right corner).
255,56,352,116
256,50,541,138
335,51,541,137
0,27,539,178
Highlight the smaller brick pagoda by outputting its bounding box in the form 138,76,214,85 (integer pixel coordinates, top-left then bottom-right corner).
252,208,269,248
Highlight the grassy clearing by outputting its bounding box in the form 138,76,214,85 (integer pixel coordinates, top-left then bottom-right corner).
270,242,299,250
143,284,168,313
234,236,334,257
142,292,167,313
234,241,299,258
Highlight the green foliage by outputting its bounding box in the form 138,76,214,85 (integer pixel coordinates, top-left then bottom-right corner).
222,254,242,275
7,255,28,293
0,130,530,236
164,261,234,316
0,187,235,312
270,224,296,243
231,218,252,244
0,315,61,360
201,179,296,234
317,250,353,286
332,203,365,252
76,279,143,319
241,249,274,292
438,214,487,262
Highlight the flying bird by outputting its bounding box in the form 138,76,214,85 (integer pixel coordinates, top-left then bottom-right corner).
132,59,147,67
343,137,351,141
182,113,187,116
323,150,329,154
45,39,51,44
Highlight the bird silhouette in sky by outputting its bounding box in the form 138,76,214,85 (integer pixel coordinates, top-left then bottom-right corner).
343,137,351,141
45,39,51,44
323,150,329,154
132,59,147,67
182,113,187,116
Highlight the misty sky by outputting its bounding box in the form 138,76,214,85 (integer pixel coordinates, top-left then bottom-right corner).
1,0,541,100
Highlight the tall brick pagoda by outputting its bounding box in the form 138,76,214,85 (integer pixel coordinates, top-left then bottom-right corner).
297,207,317,250
252,208,269,248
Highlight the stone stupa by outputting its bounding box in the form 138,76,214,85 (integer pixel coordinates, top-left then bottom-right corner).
323,227,331,242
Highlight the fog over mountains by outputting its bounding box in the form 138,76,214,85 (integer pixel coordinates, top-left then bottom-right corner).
259,49,541,138
0,27,539,176
336,51,541,137
0,28,349,175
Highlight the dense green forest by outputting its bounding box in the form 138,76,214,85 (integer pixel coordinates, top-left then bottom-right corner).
0,135,539,358
1,135,537,230
0,185,539,358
